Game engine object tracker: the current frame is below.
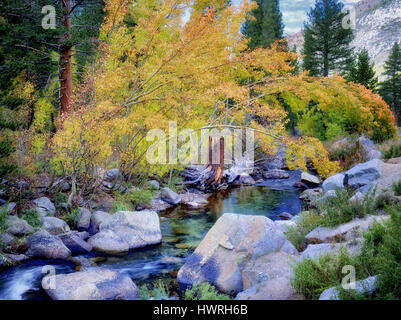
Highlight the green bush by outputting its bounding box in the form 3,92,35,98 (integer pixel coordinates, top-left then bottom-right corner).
292,206,401,300
383,143,401,160
21,208,41,228
112,188,154,213
316,188,377,227
291,247,367,300
285,211,323,251
139,280,170,300
0,138,17,177
184,282,230,300
54,192,67,206
0,204,9,232
61,208,79,227
392,180,401,196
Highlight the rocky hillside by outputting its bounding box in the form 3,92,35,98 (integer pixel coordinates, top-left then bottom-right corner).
287,0,401,75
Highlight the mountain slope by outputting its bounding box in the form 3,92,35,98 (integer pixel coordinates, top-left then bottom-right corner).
287,0,401,75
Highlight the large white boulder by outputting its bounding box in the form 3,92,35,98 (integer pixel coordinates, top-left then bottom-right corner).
88,210,162,254
43,268,139,300
177,213,297,295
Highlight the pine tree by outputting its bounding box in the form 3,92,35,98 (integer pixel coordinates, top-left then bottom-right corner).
345,49,378,91
380,42,401,126
242,0,284,49
302,0,354,77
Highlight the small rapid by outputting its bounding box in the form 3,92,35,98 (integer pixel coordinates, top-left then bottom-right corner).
0,178,302,300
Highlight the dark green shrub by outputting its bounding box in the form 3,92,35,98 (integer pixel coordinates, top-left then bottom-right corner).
285,211,323,251
21,208,41,228
392,180,401,196
291,247,367,300
317,188,377,227
0,138,17,177
139,280,170,300
383,143,401,160
184,282,230,300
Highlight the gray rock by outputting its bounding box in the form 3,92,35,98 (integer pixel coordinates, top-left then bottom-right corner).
5,216,33,236
358,137,381,161
59,232,92,254
275,220,297,233
319,276,378,300
180,192,209,208
77,207,91,231
161,187,181,205
33,197,56,216
26,229,71,259
350,191,365,203
264,169,290,179
89,210,162,254
305,215,389,244
346,159,382,188
0,232,16,247
301,172,321,186
299,188,322,201
0,202,16,214
88,229,130,254
236,251,303,300
177,213,298,295
148,180,160,190
41,217,70,235
43,268,139,300
237,173,256,185
297,242,361,263
89,211,112,234
322,174,345,192
104,168,120,182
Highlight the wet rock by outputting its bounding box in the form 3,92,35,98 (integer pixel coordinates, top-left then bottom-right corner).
88,229,130,254
301,172,321,186
305,215,389,244
43,268,139,300
5,216,33,236
322,173,345,192
26,229,71,259
76,231,90,241
177,213,297,295
293,182,309,190
236,251,303,300
346,159,382,188
33,197,56,216
264,169,290,179
89,211,112,234
161,188,181,205
89,210,162,254
319,276,378,300
77,207,92,231
69,256,93,269
59,232,92,254
180,193,209,208
41,217,70,235
299,188,322,201
3,253,29,266
278,212,293,220
150,198,173,213
237,173,256,186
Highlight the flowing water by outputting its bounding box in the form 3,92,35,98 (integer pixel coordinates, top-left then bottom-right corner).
0,179,302,300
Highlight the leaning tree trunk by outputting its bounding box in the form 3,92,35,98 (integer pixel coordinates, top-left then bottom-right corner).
60,0,72,115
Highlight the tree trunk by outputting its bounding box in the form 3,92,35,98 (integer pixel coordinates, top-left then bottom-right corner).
60,0,72,115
